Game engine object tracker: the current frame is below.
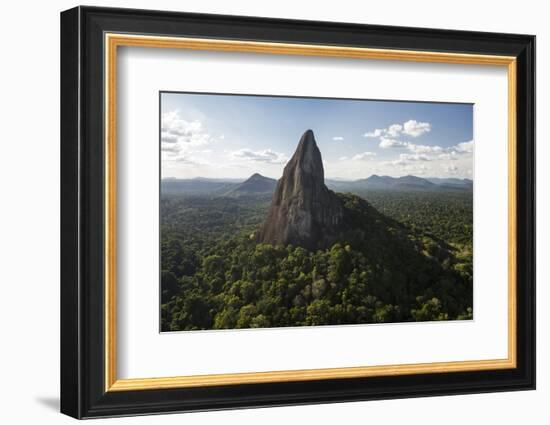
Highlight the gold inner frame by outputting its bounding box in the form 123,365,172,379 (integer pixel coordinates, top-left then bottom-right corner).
104,33,518,392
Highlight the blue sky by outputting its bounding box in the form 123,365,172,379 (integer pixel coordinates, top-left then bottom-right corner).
161,92,473,180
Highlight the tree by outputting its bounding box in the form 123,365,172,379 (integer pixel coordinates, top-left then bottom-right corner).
236,305,258,328
250,314,270,328
411,297,448,321
214,307,238,329
161,271,179,303
306,299,333,325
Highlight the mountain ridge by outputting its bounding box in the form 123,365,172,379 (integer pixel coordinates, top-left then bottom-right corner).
326,175,472,192
161,175,472,196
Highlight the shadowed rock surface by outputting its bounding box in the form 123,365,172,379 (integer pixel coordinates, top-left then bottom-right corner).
256,130,346,250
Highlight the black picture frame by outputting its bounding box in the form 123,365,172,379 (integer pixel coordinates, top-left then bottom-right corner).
60,5,535,419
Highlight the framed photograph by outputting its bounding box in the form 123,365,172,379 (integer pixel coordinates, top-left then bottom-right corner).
60,6,535,419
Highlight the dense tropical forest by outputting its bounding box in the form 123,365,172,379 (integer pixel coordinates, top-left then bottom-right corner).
160,184,473,332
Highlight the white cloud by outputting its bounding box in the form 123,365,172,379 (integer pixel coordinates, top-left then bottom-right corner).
161,110,213,159
406,143,443,154
331,136,472,179
160,132,179,144
162,153,206,165
379,138,444,154
363,129,384,138
161,111,211,146
352,151,377,161
399,153,431,162
455,140,474,153
404,139,472,157
438,152,458,160
402,120,431,137
379,137,407,149
383,157,433,175
364,120,430,140
377,134,473,178
230,148,288,164
385,153,431,168
386,124,403,138
161,143,181,153
339,156,348,161
445,165,459,174
384,158,408,168
332,136,344,141
172,156,195,164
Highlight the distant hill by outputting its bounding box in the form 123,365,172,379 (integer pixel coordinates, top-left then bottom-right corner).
326,175,472,192
223,173,278,198
161,177,239,196
161,174,472,198
426,177,473,189
359,174,435,190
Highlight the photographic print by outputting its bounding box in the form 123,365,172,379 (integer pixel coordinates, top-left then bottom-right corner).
61,9,535,417
160,92,474,332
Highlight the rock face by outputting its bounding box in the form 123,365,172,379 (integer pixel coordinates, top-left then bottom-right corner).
257,130,345,250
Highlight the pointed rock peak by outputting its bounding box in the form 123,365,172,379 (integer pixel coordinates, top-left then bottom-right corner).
256,130,345,250
295,129,317,154
248,172,263,180
300,129,315,143
286,129,324,179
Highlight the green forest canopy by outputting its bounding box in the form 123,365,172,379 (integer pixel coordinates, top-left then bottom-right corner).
160,189,473,331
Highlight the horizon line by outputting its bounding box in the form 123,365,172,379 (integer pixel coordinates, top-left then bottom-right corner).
161,174,473,181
